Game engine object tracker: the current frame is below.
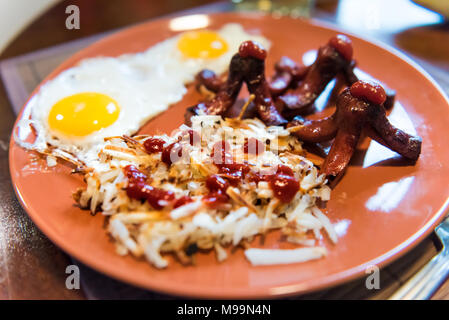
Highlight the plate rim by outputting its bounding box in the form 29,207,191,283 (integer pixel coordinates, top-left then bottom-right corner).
8,11,449,298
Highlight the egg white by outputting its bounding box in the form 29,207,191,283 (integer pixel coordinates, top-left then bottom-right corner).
16,23,270,168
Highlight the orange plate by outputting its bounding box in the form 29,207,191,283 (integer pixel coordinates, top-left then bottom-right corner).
9,13,449,298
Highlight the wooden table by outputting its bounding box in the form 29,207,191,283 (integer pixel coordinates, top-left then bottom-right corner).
0,0,448,300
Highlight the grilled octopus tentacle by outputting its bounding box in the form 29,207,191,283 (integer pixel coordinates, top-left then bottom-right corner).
277,35,354,112
366,111,422,160
272,35,395,114
350,81,421,160
239,41,287,126
195,69,223,93
287,80,422,182
195,56,308,97
288,115,338,143
269,56,308,97
342,59,358,85
185,54,244,123
321,126,361,179
187,41,287,126
320,88,369,179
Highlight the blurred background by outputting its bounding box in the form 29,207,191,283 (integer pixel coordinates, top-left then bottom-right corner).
1,0,448,57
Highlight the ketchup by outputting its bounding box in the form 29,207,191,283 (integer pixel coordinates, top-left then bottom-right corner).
248,164,294,182
243,138,265,155
123,165,175,210
203,174,231,208
218,163,250,183
238,41,267,60
276,164,295,177
173,195,193,209
328,34,353,61
123,165,149,199
247,164,299,203
146,188,175,210
350,80,387,105
143,138,165,154
206,175,230,194
205,139,299,205
269,174,300,203
161,142,185,166
247,172,267,183
124,164,147,181
210,140,251,183
203,192,229,209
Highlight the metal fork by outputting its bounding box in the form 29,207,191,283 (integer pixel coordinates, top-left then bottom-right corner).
389,216,449,300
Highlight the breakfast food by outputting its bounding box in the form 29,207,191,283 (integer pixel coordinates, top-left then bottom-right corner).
13,22,423,269
186,40,286,126
195,34,397,115
278,34,356,112
14,23,270,169
288,81,422,183
191,39,422,184
74,115,332,267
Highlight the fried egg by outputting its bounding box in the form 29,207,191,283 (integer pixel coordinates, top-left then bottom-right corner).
15,24,270,168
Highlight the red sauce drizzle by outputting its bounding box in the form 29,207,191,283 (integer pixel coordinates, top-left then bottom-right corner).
243,138,265,155
248,164,299,203
248,164,294,183
146,188,176,210
206,175,230,194
218,163,250,184
203,174,231,208
161,142,185,166
269,174,300,203
238,41,267,60
123,165,175,210
123,165,148,199
247,172,266,183
203,192,229,209
210,140,251,184
350,80,387,105
276,164,295,177
173,196,193,209
328,34,353,61
143,138,165,154
205,142,299,205
206,142,255,207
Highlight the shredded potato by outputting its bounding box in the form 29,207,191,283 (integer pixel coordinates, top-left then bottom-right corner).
74,116,336,268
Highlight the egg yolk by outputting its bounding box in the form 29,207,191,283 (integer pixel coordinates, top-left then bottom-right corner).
48,92,120,137
177,30,228,59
